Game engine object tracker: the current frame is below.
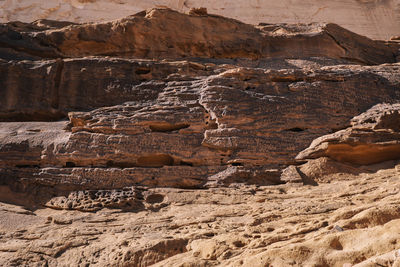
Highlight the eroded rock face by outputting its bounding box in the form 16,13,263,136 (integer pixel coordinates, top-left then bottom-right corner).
2,62,400,200
1,9,399,63
280,103,400,184
297,103,400,165
1,0,400,40
1,8,400,267
1,9,400,205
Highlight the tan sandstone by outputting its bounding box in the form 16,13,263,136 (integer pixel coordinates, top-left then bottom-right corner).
0,8,400,267
1,0,400,40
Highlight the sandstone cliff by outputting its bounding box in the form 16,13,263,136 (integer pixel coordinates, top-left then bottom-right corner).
1,0,400,40
1,8,400,267
1,8,398,63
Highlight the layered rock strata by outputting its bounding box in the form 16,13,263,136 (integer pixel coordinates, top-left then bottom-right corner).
297,103,400,165
1,0,400,40
287,103,400,183
2,61,400,203
1,9,400,206
1,8,400,267
1,9,399,63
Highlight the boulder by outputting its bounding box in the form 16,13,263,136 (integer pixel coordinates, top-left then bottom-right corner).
297,103,400,165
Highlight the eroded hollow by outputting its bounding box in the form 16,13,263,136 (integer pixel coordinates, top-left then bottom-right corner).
65,162,76,167
145,194,164,204
180,160,193,166
135,67,151,75
106,161,136,168
101,155,183,169
286,127,305,132
149,123,190,132
136,154,174,167
15,164,40,168
326,143,400,165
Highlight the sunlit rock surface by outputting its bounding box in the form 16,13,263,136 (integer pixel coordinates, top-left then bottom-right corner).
1,8,400,267
1,0,400,40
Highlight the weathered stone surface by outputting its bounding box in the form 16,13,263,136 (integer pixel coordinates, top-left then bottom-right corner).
280,165,304,184
1,166,400,266
1,9,399,63
1,60,400,205
45,186,147,212
0,57,360,121
52,64,400,168
0,58,209,121
1,8,400,267
1,0,400,40
205,166,282,187
297,157,363,183
297,103,400,165
1,62,400,201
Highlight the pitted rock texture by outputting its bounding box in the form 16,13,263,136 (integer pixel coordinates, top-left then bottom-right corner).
1,62,400,202
1,166,400,266
1,8,400,267
1,10,400,208
45,186,169,212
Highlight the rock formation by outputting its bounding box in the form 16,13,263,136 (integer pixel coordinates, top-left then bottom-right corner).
1,0,400,40
297,103,400,165
1,8,400,267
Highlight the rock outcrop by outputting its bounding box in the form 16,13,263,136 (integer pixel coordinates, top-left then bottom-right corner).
1,9,399,63
279,103,400,184
1,0,400,40
1,8,400,267
1,7,400,204
2,60,400,203
297,103,400,165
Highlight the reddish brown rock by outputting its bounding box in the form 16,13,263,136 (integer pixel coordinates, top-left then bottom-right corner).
297,103,400,165
189,7,208,16
1,8,399,64
0,58,208,121
1,9,400,267
1,62,400,203
2,0,400,41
